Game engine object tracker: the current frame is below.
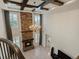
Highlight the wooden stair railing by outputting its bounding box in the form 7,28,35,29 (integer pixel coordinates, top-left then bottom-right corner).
0,38,25,59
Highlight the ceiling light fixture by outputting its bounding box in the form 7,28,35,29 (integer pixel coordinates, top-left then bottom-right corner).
34,2,36,4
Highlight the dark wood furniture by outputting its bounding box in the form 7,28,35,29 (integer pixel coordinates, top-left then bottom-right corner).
58,50,72,59
51,47,72,59
51,47,58,59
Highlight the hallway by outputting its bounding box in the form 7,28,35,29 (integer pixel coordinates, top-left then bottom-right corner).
23,46,52,59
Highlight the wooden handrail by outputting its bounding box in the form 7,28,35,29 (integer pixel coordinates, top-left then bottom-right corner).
0,38,25,59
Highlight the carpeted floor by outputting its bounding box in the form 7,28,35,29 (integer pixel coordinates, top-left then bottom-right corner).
23,46,52,59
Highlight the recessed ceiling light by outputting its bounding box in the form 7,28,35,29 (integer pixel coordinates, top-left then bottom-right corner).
34,2,36,4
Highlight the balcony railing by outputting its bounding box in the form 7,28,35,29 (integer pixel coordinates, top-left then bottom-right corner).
0,38,25,59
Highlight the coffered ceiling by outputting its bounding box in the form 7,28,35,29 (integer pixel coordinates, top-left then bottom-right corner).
0,0,76,12
10,0,44,6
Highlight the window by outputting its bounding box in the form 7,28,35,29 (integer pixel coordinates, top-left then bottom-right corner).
9,12,21,48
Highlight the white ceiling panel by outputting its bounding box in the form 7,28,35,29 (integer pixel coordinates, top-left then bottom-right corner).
59,0,72,3
44,3,57,9
7,3,20,9
27,0,44,6
10,0,22,3
24,7,33,11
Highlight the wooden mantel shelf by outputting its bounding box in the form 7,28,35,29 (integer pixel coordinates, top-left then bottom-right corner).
21,30,33,33
22,38,34,42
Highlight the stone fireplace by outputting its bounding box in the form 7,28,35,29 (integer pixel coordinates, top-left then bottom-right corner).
20,12,34,51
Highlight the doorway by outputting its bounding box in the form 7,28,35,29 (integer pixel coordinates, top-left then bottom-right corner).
33,13,42,47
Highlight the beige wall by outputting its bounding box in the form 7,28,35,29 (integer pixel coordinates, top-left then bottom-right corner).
0,9,6,38
43,0,79,59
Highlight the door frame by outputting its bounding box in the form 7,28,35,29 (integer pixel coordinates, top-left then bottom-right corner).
4,10,13,41
39,14,42,45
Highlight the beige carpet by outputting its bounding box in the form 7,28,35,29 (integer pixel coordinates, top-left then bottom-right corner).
23,46,52,59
